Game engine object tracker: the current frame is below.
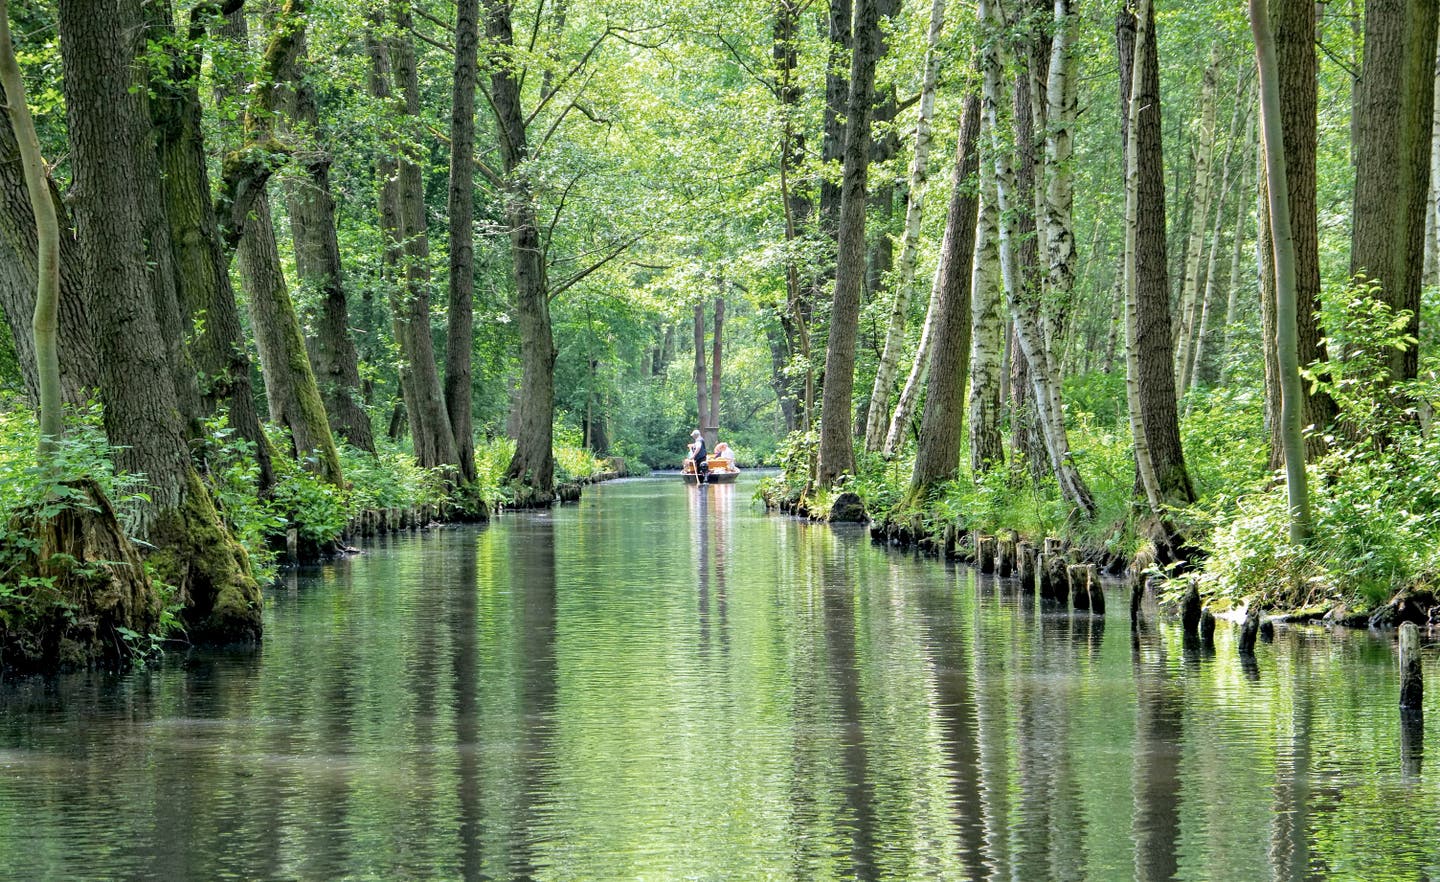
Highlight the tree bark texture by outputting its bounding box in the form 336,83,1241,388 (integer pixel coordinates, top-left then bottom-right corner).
709,295,724,431
1272,0,1336,444
148,1,273,488
485,0,556,503
1189,79,1248,392
694,302,709,435
446,0,480,484
862,0,946,453
282,30,375,453
912,93,981,494
1008,35,1048,484
1351,0,1438,381
816,0,881,488
0,84,98,409
773,0,813,431
58,0,261,641
1129,0,1197,508
388,2,459,473
969,119,1005,475
1253,0,1314,541
983,0,1096,516
0,5,61,449
238,189,344,485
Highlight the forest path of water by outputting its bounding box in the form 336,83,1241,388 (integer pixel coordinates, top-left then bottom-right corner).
0,475,1436,881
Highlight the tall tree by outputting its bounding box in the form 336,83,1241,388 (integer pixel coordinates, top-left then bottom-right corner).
863,0,946,453
1350,0,1438,381
1252,0,1312,542
484,0,555,504
911,92,981,495
1123,0,1196,515
815,0,882,487
58,0,261,641
446,0,480,485
282,29,376,453
981,0,1095,517
1172,44,1221,392
968,118,1005,474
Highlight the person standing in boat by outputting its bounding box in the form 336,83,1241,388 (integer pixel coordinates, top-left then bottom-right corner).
689,429,709,484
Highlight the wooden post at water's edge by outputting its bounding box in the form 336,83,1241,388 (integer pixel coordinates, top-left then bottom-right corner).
1400,622,1423,710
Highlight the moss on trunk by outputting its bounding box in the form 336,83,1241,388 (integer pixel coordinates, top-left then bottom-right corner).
147,469,262,644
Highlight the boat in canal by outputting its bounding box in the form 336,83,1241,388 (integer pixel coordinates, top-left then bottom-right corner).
682,456,740,484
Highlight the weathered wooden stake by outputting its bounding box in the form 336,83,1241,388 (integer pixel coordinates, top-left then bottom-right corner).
1044,536,1064,556
1200,609,1216,647
1181,580,1202,637
1238,605,1261,655
1069,564,1091,610
285,526,299,564
996,536,1016,577
1017,542,1036,590
977,535,997,574
1047,555,1071,603
1129,568,1144,627
1086,564,1103,614
942,523,957,557
1400,622,1423,710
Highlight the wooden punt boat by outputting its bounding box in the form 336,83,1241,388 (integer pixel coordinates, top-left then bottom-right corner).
682,457,740,484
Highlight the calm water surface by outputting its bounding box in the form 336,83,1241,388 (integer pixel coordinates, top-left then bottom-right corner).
1,476,1437,880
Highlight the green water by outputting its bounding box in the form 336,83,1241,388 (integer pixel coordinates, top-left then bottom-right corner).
0,475,1436,881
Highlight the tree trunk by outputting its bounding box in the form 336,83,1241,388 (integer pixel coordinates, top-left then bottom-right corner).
774,0,813,431
863,0,946,452
1273,0,1337,447
982,0,1096,516
485,0,556,504
1427,28,1440,290
819,0,854,247
238,189,344,485
1173,44,1221,394
147,1,274,489
58,0,261,642
694,302,709,434
1042,0,1079,359
1220,103,1257,383
1189,79,1248,392
0,85,98,410
1009,29,1048,485
911,93,981,495
1128,0,1197,510
282,31,375,453
1252,0,1313,542
883,269,938,455
709,295,724,432
816,0,881,488
446,0,480,484
1351,0,1438,381
1257,155,1285,469
388,3,459,473
969,119,1006,475
0,6,60,450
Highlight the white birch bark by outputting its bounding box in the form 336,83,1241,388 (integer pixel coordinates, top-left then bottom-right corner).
863,0,947,452
1426,27,1440,288
979,0,1095,517
1042,0,1078,355
1173,43,1222,391
969,125,1004,474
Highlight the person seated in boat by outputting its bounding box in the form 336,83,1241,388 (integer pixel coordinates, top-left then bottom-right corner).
689,429,709,483
713,442,736,472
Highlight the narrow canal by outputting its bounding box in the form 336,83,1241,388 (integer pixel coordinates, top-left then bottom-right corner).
1,475,1436,880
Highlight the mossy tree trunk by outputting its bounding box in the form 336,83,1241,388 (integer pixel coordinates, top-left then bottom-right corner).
57,0,261,641
282,30,376,454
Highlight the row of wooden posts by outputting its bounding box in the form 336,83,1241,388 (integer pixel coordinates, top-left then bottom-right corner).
875,517,1425,714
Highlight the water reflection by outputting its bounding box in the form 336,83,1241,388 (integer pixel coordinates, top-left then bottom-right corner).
0,477,1437,881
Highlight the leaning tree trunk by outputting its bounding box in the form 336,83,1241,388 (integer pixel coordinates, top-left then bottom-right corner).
883,266,940,455
485,0,556,505
969,122,1006,475
981,0,1096,517
1350,0,1438,382
446,0,480,485
1252,0,1313,542
1173,44,1221,394
816,0,882,488
911,92,981,496
283,30,375,454
224,10,343,487
238,190,344,485
58,0,261,642
862,0,946,452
